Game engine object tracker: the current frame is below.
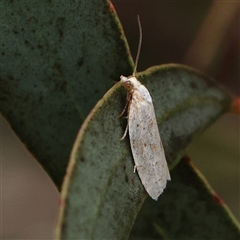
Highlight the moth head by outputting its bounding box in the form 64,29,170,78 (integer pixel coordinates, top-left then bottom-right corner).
120,75,141,92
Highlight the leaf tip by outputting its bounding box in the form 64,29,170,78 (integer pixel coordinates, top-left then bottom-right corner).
109,2,116,13
212,193,225,205
182,155,191,164
229,97,240,115
59,198,66,208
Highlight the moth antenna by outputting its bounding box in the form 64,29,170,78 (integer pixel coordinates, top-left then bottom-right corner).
133,15,142,77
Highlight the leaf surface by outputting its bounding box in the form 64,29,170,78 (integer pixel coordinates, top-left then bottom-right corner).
130,156,240,240
0,0,132,189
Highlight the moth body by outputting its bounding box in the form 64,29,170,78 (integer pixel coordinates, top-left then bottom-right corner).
120,75,171,200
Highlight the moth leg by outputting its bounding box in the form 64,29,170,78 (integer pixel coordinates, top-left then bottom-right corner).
118,100,128,118
134,165,142,173
118,93,131,118
120,121,129,140
119,93,132,140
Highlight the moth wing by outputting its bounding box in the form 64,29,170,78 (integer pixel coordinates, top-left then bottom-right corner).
128,87,171,200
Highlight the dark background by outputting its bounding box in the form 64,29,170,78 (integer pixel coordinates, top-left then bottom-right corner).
1,1,239,238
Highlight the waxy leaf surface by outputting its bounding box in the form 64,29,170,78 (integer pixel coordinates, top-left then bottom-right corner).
130,156,240,239
0,0,132,189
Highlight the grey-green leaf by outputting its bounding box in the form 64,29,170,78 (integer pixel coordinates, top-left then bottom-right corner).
55,64,232,239
130,156,240,240
0,0,132,189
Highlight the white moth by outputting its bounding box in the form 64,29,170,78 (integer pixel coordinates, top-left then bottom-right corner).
120,17,171,201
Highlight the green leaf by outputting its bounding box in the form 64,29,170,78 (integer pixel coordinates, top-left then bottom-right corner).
0,0,132,189
130,156,240,240
55,64,232,239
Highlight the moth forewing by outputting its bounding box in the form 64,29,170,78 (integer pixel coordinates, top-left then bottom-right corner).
128,85,171,200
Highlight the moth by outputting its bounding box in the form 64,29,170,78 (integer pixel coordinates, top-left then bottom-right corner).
119,16,171,201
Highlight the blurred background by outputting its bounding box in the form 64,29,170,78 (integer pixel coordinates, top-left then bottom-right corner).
1,1,239,239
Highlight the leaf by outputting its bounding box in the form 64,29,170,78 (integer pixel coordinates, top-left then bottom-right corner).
55,64,232,239
0,0,132,189
130,156,240,240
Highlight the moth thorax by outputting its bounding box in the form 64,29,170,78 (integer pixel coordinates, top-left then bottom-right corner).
120,75,141,92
